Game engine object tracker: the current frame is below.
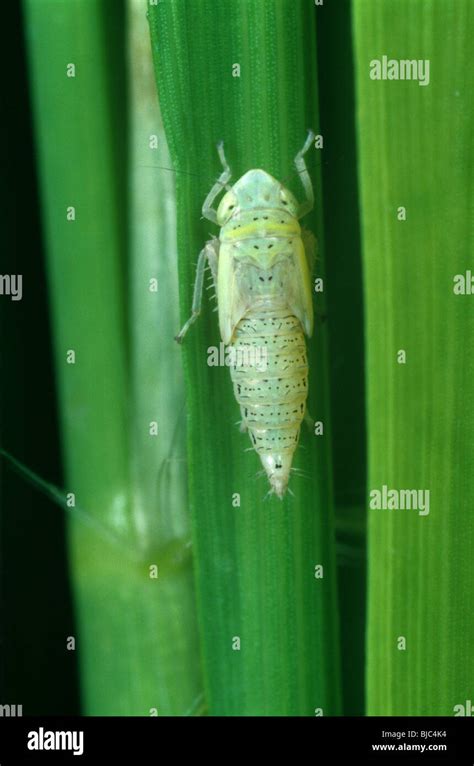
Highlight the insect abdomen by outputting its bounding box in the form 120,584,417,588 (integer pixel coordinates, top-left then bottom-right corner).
229,307,308,497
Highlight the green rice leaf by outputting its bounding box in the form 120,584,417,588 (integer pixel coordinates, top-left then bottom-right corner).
149,0,341,715
354,0,474,715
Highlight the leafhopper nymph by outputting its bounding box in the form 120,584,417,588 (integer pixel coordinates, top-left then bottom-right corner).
176,132,316,498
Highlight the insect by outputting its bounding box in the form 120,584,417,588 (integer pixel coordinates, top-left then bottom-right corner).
176,131,316,498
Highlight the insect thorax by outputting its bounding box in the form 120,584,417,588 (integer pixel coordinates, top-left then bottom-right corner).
220,209,302,308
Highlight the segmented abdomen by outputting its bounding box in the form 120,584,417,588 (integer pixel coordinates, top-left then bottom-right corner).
229,306,308,497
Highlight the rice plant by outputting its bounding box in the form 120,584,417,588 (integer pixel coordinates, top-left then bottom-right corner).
2,0,471,718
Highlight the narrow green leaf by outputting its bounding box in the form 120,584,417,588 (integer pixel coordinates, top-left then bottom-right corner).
354,0,474,714
23,0,135,712
23,0,130,533
149,0,341,715
23,0,202,715
128,0,203,713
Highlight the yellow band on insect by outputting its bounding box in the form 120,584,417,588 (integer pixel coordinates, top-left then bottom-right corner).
221,220,300,241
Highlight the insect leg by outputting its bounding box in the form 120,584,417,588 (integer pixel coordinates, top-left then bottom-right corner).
304,411,315,433
175,240,220,343
202,141,232,224
301,228,317,274
301,229,327,322
302,228,326,323
294,129,315,219
206,236,219,287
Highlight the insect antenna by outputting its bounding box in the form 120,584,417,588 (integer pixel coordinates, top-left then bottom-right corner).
139,164,233,193
279,157,330,189
138,164,203,178
250,470,270,490
290,466,311,481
